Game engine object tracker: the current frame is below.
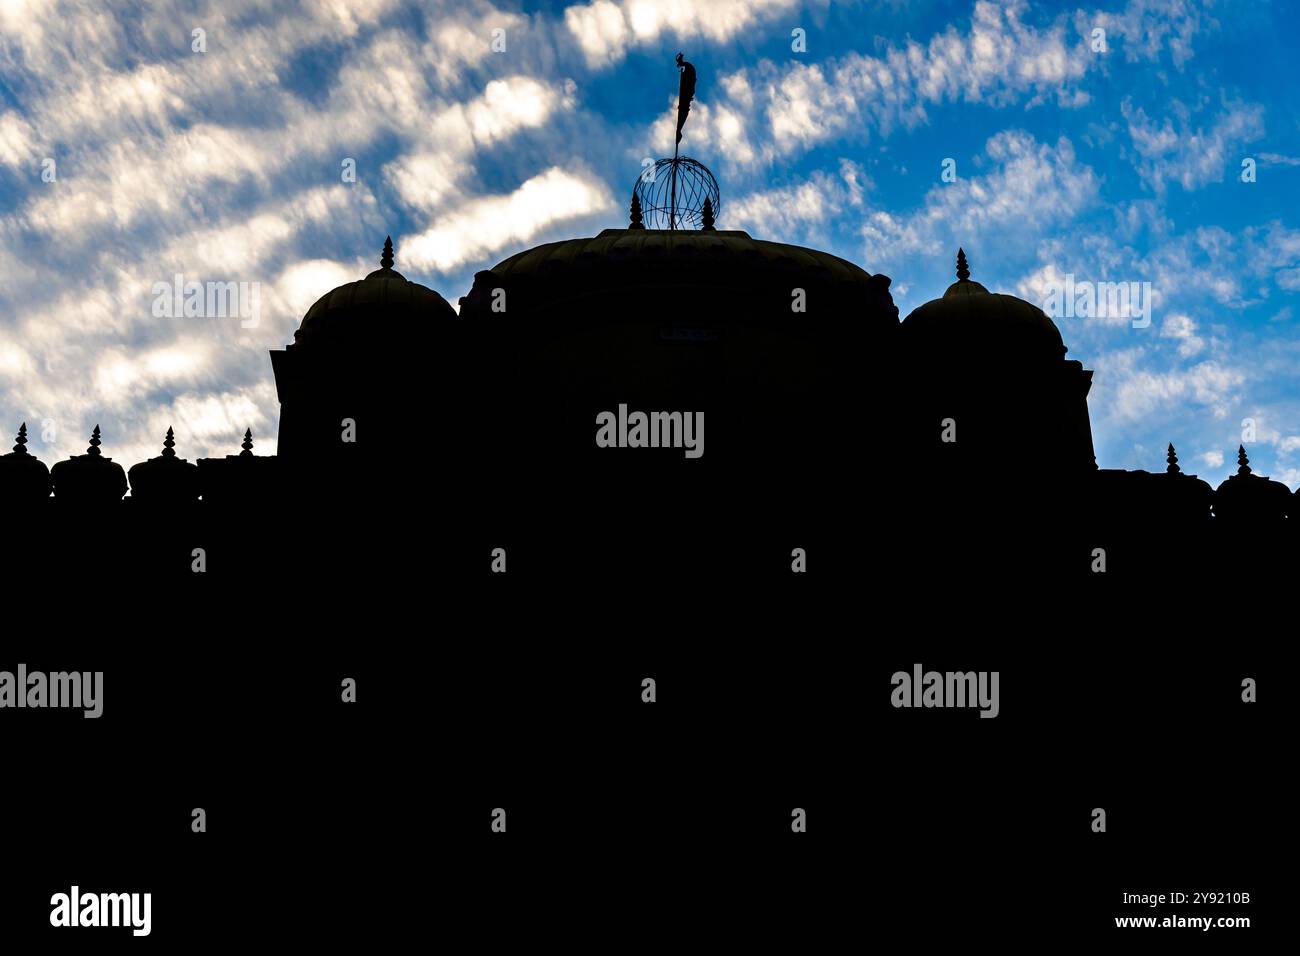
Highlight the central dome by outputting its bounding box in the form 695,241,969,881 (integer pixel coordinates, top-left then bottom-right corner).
488,228,875,284
459,227,898,327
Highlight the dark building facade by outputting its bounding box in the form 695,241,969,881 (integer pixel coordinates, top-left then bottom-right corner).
0,207,1281,951
2,218,1298,582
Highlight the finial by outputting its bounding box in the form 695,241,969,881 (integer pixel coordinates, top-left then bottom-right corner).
956,248,970,282
381,235,394,270
13,422,27,455
1166,442,1180,474
87,425,102,457
1236,444,1251,476
629,192,644,230
162,426,176,458
700,197,715,231
240,428,254,457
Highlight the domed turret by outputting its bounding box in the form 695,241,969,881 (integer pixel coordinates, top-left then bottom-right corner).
896,249,1097,486
270,236,460,473
294,236,457,348
127,427,200,502
0,424,51,500
50,426,128,502
900,248,1066,363
1214,445,1290,523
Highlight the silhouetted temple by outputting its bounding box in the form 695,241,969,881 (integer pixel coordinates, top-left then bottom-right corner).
4,214,1298,582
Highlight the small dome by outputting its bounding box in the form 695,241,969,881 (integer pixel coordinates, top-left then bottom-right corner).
0,423,51,500
1214,445,1291,522
296,236,457,346
900,248,1066,362
127,427,199,502
50,426,128,502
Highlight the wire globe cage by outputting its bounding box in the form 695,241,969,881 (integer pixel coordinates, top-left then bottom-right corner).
633,157,720,230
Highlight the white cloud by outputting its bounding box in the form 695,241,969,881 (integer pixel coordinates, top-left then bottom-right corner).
401,166,616,272
384,75,574,215
612,0,1218,175
468,76,569,142
563,0,629,67
1160,313,1204,357
564,0,802,67
859,131,1098,293
93,342,219,407
1122,98,1265,193
1272,466,1300,489
725,163,866,241
714,0,1190,166
271,260,363,318
1081,0,1215,68
1015,261,1069,306
0,0,408,162
633,85,760,169
1092,348,1246,424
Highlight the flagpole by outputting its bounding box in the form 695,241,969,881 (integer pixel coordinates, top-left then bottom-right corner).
670,52,694,231
670,138,679,231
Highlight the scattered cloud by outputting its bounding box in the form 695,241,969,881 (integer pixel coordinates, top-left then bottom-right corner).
724,161,866,241
1161,313,1205,357
402,166,616,272
563,0,803,67
860,130,1099,298
1122,98,1265,193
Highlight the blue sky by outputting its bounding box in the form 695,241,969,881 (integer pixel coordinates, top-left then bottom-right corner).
1,0,1298,484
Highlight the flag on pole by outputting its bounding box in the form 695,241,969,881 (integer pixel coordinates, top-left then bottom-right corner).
675,53,696,145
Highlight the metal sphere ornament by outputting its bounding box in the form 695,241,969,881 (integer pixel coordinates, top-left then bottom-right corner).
632,157,721,231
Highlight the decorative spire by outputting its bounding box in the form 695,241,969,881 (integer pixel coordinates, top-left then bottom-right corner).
162,426,176,458
87,425,102,457
700,197,715,231
1166,442,1180,474
1237,444,1251,476
629,192,644,230
380,235,394,270
13,422,27,455
240,428,254,457
956,247,970,282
